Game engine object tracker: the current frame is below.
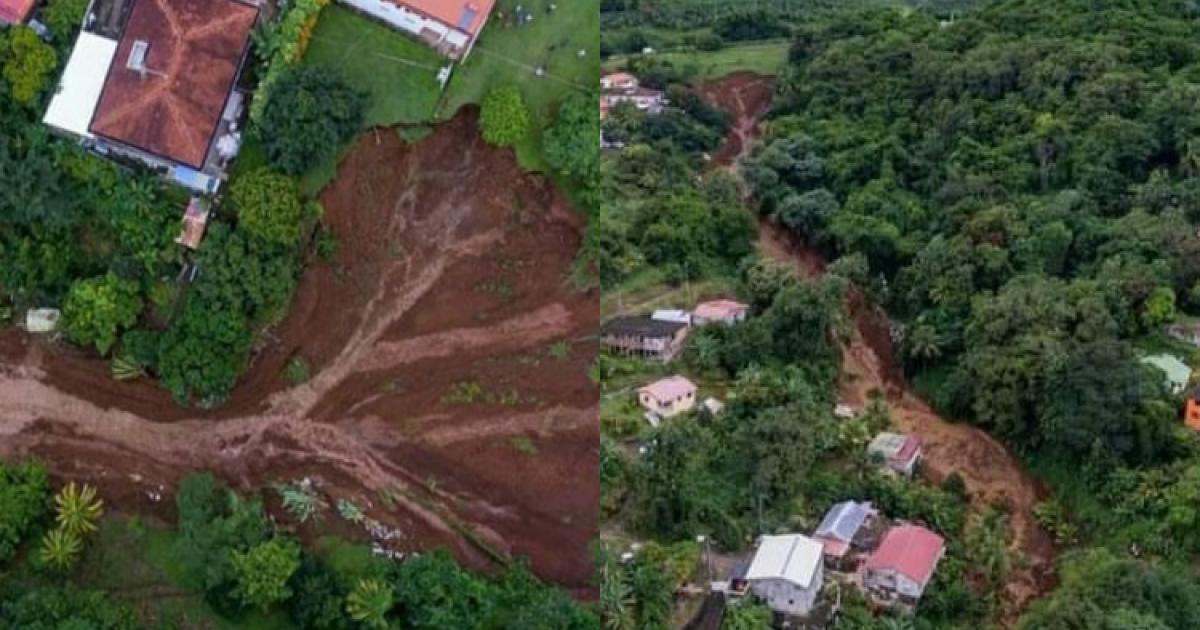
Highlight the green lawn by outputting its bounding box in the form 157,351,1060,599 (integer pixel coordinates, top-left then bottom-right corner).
603,39,791,81
304,5,448,128
440,0,599,169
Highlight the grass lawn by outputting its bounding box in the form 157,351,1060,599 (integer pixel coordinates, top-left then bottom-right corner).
440,0,599,170
603,39,791,81
304,5,447,128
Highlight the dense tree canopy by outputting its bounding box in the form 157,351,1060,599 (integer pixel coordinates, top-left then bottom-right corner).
479,86,531,148
258,65,366,175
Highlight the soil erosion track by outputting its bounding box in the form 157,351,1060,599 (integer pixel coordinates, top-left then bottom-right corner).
0,112,599,594
704,74,1056,621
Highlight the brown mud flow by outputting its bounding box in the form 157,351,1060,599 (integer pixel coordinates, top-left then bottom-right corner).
703,74,1057,622
0,111,599,595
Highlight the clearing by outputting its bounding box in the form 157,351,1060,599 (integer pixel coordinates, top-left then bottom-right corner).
0,112,598,595
604,39,792,82
703,72,1058,620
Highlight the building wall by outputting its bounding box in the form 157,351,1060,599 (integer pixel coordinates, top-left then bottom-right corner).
639,389,696,418
338,0,470,58
750,572,821,617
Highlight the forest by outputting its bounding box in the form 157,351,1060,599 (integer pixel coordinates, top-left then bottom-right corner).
601,0,1200,628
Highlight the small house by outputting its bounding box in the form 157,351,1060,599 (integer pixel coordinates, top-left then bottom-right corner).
744,534,825,617
651,309,692,326
0,0,34,24
1167,322,1200,347
866,432,922,477
862,524,945,610
24,308,60,333
692,299,749,326
176,198,211,250
702,397,725,416
600,72,639,92
811,500,880,567
1185,388,1200,431
1142,354,1192,395
638,375,697,419
600,316,689,362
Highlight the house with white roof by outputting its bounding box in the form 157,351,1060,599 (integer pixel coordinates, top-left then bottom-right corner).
1142,353,1192,395
745,534,825,617
866,432,922,477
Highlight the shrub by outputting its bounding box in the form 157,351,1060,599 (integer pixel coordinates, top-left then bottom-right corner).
61,273,143,356
2,27,57,105
258,66,366,175
0,460,50,559
231,538,302,611
230,169,307,247
479,86,531,148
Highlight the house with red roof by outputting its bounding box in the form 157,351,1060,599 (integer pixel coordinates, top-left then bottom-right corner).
339,0,494,59
862,524,945,609
43,0,258,193
0,0,35,24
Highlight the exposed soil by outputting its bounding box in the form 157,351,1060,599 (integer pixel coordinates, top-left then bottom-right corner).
707,77,1057,622
0,112,599,594
699,72,775,167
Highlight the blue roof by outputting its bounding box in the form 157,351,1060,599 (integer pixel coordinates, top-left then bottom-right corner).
814,501,868,543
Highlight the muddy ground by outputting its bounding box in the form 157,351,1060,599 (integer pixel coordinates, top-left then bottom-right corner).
705,75,1057,622
0,112,599,594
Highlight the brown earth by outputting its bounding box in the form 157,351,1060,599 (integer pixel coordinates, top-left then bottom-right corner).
699,72,775,167
0,112,599,595
706,76,1057,622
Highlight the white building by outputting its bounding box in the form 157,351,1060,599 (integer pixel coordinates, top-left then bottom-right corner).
637,375,697,419
744,534,825,617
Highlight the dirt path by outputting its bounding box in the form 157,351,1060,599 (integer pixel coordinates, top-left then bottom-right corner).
708,77,1056,621
0,112,598,595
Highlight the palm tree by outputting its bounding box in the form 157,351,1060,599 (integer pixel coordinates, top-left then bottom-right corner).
345,578,393,629
39,528,82,571
600,561,635,630
904,322,944,364
54,482,103,536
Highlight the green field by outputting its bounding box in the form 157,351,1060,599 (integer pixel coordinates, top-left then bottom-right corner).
304,6,448,127
440,0,599,168
604,39,791,81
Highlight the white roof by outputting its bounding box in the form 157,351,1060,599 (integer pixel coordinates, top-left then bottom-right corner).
745,534,823,588
43,32,118,138
652,309,692,324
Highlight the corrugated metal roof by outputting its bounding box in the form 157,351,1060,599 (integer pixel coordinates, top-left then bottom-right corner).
814,501,869,543
745,534,823,588
865,525,945,584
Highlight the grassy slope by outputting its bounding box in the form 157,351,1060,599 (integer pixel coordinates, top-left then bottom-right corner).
439,0,599,170
604,39,791,81
304,6,447,128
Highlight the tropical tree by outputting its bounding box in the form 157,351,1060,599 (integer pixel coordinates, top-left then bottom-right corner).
61,273,143,356
54,482,103,536
479,85,531,147
345,578,394,629
230,537,302,611
257,65,366,175
230,169,309,247
2,27,57,105
38,527,82,571
544,90,600,179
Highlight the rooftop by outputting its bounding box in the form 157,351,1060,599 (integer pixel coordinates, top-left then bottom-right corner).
1142,354,1191,385
694,299,748,320
864,525,945,584
867,432,920,463
639,375,697,402
600,315,687,338
814,500,872,545
394,0,494,35
745,534,824,588
89,0,258,169
0,0,34,23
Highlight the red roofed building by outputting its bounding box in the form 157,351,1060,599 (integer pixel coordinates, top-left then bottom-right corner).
90,0,257,170
862,524,945,609
340,0,494,59
692,299,749,326
0,0,34,24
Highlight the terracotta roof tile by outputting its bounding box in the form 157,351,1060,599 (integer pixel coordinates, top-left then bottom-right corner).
865,525,945,585
89,0,257,168
0,0,34,23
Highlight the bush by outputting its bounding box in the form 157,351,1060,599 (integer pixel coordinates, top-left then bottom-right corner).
232,538,302,611
544,91,600,180
258,66,365,175
2,27,57,106
42,0,89,40
61,273,143,356
479,86,531,148
230,169,308,247
0,459,50,560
